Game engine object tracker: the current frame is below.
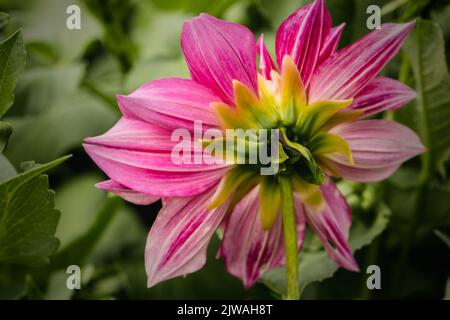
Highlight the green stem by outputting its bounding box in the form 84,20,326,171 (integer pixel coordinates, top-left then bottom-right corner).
399,52,411,84
278,175,299,300
81,79,120,113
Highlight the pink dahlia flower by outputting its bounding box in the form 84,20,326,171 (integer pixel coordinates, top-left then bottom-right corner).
84,0,424,293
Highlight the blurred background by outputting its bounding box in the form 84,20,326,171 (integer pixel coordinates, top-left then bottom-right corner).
0,0,449,299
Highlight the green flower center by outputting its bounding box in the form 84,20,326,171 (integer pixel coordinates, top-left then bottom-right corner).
204,55,361,229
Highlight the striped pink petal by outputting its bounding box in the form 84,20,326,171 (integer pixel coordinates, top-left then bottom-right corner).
324,119,425,182
85,117,180,152
220,187,306,287
349,76,417,116
181,13,258,105
84,117,229,197
96,180,159,205
309,22,415,102
145,188,228,287
276,0,331,87
117,78,221,132
257,34,277,80
318,23,345,65
302,179,359,271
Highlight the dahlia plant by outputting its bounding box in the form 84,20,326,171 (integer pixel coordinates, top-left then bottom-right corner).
84,0,424,299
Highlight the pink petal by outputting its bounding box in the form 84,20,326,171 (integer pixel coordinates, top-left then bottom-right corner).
85,117,180,152
84,144,227,197
85,117,224,172
349,76,417,116
324,161,402,183
84,118,229,197
309,22,415,102
276,0,331,87
84,144,220,173
318,23,345,65
96,180,159,205
181,13,258,105
145,187,228,287
257,34,276,80
302,179,359,271
220,186,306,288
117,78,221,132
325,119,425,182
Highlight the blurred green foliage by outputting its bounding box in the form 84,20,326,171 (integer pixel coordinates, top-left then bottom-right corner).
0,0,449,300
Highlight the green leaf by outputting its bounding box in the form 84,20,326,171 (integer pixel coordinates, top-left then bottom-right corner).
399,0,430,21
131,2,187,60
0,154,16,182
0,176,59,267
51,195,122,269
0,155,71,266
0,12,9,29
434,230,450,248
43,174,146,299
402,19,450,177
0,265,28,299
381,0,410,16
150,0,238,16
384,179,450,248
0,120,12,152
82,55,123,110
84,0,137,73
125,57,189,92
12,64,83,116
257,0,310,29
0,30,26,117
0,155,70,193
445,278,450,300
12,0,101,63
261,203,391,296
4,90,116,166
53,174,147,261
54,174,106,248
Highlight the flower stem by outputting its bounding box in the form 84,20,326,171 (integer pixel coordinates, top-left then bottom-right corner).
278,175,299,300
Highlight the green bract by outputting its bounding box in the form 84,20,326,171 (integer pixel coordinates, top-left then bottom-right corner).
207,56,359,229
